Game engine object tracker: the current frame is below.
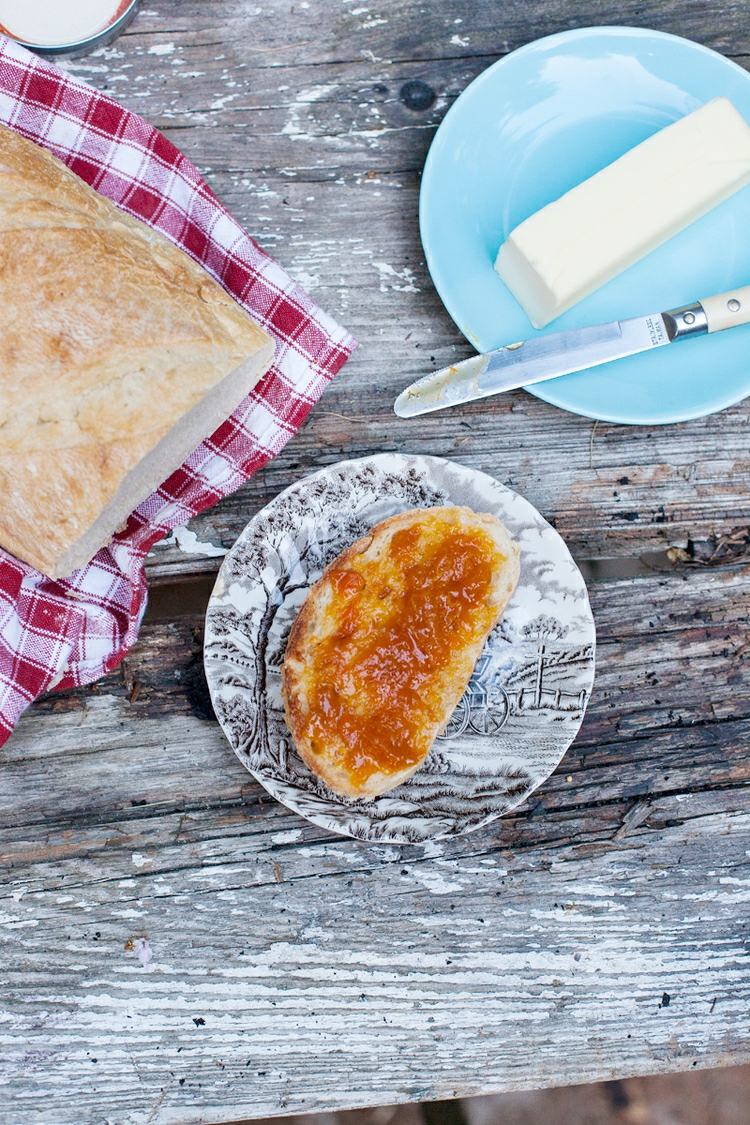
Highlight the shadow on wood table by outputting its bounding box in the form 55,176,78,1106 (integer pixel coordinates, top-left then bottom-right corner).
240,1062,750,1125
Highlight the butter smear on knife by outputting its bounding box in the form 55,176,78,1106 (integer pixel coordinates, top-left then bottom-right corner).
495,97,750,328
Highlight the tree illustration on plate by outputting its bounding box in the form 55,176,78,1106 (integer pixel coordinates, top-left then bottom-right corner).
521,614,568,708
210,462,447,775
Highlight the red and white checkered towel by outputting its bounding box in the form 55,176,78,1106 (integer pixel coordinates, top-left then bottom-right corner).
0,35,357,746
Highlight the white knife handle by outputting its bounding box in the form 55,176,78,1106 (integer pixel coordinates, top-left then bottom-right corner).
699,284,750,333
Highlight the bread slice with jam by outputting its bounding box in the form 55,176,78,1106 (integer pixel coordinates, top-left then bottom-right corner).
281,505,520,799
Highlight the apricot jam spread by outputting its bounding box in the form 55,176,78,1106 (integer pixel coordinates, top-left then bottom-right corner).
300,516,502,788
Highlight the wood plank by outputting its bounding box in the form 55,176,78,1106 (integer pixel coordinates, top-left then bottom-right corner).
57,4,750,575
142,384,750,579
2,562,748,1120
15,560,750,827
64,0,750,76
1,771,749,1122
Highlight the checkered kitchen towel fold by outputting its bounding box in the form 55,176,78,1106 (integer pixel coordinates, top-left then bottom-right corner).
0,35,357,746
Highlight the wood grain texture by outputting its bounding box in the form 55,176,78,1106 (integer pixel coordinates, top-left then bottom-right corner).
59,6,750,577
4,563,749,1122
3,0,750,1120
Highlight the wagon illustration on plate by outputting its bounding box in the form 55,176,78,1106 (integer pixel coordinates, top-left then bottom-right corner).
438,652,511,739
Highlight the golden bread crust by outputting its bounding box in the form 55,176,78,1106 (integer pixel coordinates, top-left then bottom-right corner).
0,123,274,577
282,505,521,799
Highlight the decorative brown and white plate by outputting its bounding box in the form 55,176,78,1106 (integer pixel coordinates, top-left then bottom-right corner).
203,454,596,843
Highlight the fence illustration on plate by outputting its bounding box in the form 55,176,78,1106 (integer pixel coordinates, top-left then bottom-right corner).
438,614,592,741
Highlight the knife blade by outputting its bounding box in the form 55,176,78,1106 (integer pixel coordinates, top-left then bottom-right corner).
393,284,750,418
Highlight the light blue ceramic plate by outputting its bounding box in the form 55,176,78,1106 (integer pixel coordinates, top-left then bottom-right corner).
420,26,750,424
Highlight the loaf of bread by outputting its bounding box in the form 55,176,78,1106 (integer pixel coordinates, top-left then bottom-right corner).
0,123,275,579
282,506,521,799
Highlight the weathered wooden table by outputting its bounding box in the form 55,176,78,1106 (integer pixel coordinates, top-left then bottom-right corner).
3,2,750,1122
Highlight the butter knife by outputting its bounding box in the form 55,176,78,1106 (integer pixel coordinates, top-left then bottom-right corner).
393,285,750,418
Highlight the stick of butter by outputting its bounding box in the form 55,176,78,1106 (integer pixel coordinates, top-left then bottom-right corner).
495,97,750,329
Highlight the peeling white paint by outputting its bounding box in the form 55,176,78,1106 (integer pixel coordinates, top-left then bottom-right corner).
411,870,464,896
160,527,227,558
372,260,419,293
282,84,339,140
271,830,303,845
291,271,320,290
210,93,239,111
